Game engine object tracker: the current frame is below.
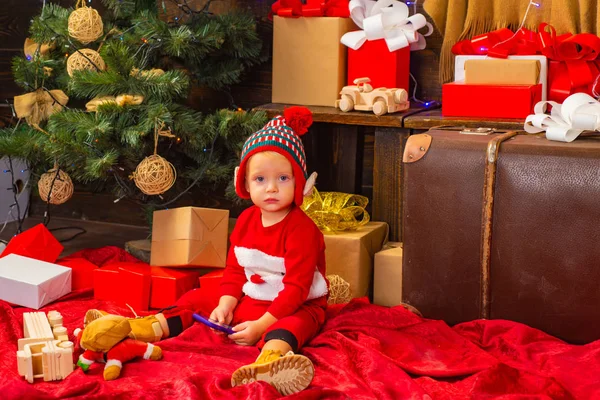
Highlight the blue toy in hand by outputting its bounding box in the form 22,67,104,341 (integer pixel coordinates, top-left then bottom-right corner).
192,313,235,335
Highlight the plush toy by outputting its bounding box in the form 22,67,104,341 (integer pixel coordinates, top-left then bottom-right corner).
74,314,163,381
81,307,195,343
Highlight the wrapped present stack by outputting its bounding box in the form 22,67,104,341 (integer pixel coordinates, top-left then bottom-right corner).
443,24,600,119
0,208,230,313
91,206,230,312
272,0,431,107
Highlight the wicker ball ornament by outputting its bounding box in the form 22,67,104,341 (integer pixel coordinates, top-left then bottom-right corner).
38,168,74,205
132,154,176,195
68,5,103,44
327,274,352,305
67,49,105,77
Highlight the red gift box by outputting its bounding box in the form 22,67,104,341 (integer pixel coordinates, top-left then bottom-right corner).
94,262,151,312
57,257,98,291
94,265,123,303
348,39,410,90
114,262,152,312
150,267,199,309
1,223,63,263
199,270,223,300
442,83,542,119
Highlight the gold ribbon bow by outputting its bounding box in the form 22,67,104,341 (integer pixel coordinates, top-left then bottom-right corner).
301,188,370,232
14,88,69,125
86,94,144,111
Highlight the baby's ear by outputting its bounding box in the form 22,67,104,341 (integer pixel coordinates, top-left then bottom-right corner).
303,172,318,196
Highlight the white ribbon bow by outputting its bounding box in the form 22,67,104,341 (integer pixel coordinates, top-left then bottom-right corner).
340,0,433,52
524,93,600,142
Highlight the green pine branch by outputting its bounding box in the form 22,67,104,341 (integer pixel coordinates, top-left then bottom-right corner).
29,4,71,45
69,69,190,101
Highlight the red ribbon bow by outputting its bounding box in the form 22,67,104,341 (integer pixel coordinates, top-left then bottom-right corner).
451,28,538,58
271,0,350,18
537,23,600,101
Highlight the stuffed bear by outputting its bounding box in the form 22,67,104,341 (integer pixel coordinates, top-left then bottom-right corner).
74,314,162,380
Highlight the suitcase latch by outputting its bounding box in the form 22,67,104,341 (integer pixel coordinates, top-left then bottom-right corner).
460,127,496,135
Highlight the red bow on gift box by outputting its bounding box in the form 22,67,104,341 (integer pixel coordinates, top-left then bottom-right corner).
452,24,600,102
271,0,350,18
451,28,539,58
537,23,600,101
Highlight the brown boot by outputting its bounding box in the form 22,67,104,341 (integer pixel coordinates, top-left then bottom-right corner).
231,350,314,396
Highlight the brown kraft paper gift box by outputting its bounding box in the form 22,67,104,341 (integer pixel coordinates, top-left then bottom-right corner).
324,222,388,298
272,16,356,107
464,59,541,85
151,207,229,268
373,242,403,307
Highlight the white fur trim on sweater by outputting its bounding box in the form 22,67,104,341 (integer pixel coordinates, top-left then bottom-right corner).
234,247,329,301
78,355,94,365
143,343,155,360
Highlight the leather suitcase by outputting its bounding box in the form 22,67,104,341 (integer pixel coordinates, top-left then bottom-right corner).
401,128,600,343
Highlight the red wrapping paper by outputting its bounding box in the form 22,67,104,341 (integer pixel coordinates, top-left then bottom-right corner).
442,83,542,119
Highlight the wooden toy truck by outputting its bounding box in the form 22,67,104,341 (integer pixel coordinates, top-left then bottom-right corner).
16,311,74,383
335,77,410,116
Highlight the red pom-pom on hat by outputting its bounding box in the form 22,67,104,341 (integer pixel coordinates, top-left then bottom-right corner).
284,106,313,136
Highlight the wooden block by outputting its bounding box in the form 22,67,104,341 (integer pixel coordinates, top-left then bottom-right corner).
42,340,74,381
17,340,74,383
19,312,54,351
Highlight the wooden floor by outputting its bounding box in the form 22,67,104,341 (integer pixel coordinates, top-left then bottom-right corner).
0,217,150,257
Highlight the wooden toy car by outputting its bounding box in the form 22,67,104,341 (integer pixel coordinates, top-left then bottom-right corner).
335,77,410,116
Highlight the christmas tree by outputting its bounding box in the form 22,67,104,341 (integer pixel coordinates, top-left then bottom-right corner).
1,0,267,224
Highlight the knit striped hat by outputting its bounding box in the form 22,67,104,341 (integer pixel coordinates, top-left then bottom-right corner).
235,106,313,206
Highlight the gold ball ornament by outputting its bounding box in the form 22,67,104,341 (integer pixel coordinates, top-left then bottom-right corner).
132,155,176,195
327,274,353,305
38,168,74,205
66,49,105,77
68,6,103,44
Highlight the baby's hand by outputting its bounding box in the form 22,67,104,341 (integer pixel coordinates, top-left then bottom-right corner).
228,320,266,346
209,306,233,333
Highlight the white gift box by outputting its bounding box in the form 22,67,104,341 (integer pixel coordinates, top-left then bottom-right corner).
0,254,71,309
454,55,548,101
0,157,30,224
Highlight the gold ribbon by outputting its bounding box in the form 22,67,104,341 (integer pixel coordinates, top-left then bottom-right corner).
14,88,68,125
86,94,144,111
24,38,54,58
301,188,370,232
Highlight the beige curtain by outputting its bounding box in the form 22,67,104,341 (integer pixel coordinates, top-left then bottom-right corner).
423,0,600,82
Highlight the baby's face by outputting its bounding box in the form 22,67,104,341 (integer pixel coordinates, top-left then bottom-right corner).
245,152,295,213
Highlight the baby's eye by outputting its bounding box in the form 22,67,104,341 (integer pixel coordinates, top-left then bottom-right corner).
279,175,289,182
255,176,264,182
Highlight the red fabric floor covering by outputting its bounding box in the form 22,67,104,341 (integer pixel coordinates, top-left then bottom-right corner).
1,248,599,399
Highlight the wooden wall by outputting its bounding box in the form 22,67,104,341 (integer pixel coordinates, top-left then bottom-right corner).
1,0,443,225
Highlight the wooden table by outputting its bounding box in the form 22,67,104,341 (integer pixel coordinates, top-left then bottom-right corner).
403,109,526,131
254,104,527,242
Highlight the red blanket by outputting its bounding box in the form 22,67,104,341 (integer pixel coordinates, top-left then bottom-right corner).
2,249,599,399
